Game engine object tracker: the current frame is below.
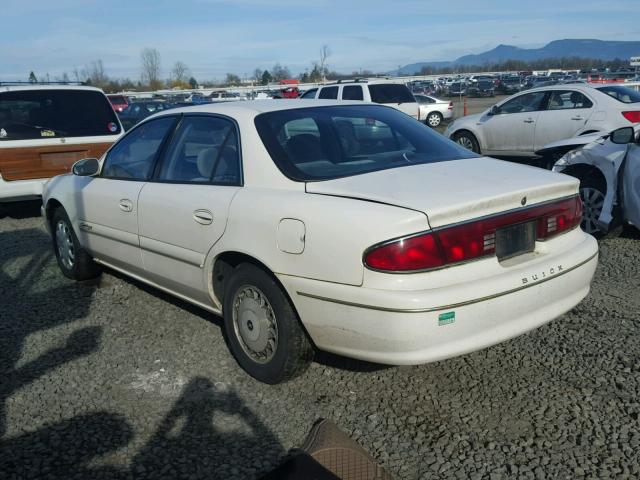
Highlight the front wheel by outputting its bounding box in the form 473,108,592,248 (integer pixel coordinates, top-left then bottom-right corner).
223,263,314,383
52,208,101,280
453,131,480,153
578,178,621,238
426,111,443,128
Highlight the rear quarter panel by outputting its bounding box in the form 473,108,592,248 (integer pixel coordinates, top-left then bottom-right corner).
205,188,430,287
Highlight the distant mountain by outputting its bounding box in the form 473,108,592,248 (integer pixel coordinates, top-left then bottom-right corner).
398,39,640,75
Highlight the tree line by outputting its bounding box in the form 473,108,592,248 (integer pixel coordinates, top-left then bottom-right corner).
25,45,337,92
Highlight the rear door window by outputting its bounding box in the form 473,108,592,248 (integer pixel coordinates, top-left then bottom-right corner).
547,90,593,110
0,89,121,141
156,116,241,185
342,86,364,100
368,84,414,104
318,87,339,99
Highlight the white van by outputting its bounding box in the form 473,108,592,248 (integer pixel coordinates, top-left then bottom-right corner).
0,84,123,203
300,79,420,121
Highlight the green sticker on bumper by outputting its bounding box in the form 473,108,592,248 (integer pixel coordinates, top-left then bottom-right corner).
438,311,455,326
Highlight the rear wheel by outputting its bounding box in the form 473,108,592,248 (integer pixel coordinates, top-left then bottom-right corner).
426,111,443,128
222,263,314,384
454,131,480,153
52,208,101,280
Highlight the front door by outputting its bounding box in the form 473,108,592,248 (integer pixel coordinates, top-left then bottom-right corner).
482,91,548,154
138,115,242,303
76,116,177,274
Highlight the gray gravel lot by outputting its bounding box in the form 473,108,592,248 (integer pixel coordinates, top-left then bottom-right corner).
0,202,639,480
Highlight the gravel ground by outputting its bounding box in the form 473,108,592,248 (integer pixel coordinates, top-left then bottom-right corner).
0,202,639,480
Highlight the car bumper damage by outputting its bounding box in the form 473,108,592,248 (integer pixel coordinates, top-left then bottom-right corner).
279,230,598,365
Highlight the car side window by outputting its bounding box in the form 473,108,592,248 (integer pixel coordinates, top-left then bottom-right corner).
300,88,318,99
547,90,593,110
342,86,364,100
156,116,241,185
498,92,547,114
102,116,176,180
318,87,338,99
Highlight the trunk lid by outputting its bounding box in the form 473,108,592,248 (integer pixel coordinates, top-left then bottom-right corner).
305,157,579,228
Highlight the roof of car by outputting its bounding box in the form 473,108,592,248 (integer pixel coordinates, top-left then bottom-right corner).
0,84,105,93
150,99,373,118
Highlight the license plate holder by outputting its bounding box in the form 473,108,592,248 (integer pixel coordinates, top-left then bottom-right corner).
495,221,536,261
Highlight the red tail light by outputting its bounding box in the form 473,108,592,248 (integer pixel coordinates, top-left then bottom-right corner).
622,111,640,123
364,196,582,272
448,101,453,110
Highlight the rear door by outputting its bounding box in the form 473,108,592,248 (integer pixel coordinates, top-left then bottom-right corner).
534,90,595,151
0,89,121,182
367,84,419,120
76,115,177,274
138,115,242,303
481,91,548,154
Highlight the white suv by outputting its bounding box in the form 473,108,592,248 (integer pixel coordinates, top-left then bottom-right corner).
300,79,420,121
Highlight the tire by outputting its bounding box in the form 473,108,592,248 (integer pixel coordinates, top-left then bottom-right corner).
579,177,621,239
425,111,443,128
51,208,101,280
222,263,314,383
453,131,480,153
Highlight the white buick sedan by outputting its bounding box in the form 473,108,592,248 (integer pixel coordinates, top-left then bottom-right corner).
42,100,598,383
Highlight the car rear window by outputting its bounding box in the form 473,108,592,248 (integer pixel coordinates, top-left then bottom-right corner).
254,104,476,181
109,95,127,104
0,89,121,140
368,84,414,104
596,85,640,104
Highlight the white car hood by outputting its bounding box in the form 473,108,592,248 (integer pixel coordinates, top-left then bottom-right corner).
306,157,578,228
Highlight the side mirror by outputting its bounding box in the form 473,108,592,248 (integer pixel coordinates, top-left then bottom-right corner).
610,126,635,145
72,158,100,176
488,105,500,116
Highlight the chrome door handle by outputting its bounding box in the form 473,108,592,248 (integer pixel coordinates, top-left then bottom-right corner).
193,209,213,225
524,118,535,123
119,199,133,212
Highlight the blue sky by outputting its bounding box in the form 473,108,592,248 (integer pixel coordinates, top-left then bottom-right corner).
2,0,639,82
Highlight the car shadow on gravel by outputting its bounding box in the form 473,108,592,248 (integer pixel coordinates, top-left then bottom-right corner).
1,378,285,479
0,228,101,439
0,200,42,219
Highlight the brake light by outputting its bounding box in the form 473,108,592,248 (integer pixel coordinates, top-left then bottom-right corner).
448,101,453,110
622,111,640,123
363,196,582,272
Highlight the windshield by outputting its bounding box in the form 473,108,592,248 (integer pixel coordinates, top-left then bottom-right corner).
109,95,127,104
254,105,477,182
0,89,121,140
596,85,640,104
478,81,493,88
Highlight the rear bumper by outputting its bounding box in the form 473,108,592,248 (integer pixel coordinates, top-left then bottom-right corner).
0,175,46,202
279,232,598,365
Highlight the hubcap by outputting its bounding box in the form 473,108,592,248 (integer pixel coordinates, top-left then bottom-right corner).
55,220,75,270
428,114,441,127
457,136,474,151
232,285,278,364
580,186,605,235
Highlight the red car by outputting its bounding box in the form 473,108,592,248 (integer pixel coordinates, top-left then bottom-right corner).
107,94,129,113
